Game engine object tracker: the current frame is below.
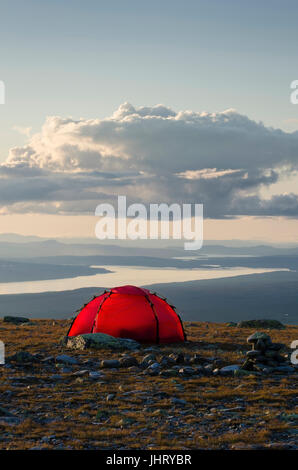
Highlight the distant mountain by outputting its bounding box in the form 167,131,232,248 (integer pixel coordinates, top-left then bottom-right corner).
0,233,44,243
0,234,298,260
0,260,110,282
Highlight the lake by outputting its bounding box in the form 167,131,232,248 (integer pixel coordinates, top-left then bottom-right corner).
0,265,288,295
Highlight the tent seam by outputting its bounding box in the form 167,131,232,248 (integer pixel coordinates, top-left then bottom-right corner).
66,290,107,336
91,290,113,333
144,294,160,344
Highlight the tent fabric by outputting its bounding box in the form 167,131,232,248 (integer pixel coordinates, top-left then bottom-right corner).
67,285,186,343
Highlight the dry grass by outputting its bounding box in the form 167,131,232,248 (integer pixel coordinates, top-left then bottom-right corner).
0,319,297,450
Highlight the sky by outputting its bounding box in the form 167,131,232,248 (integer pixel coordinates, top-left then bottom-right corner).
1,0,298,241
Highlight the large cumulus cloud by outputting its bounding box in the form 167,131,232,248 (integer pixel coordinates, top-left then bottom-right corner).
2,102,298,217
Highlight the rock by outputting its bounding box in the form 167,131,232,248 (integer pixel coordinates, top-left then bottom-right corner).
147,362,161,375
269,343,285,351
140,354,157,366
261,367,272,374
89,371,104,380
238,319,285,329
234,369,251,377
176,353,185,364
246,350,261,358
247,332,271,344
119,356,139,368
106,393,115,401
41,356,55,364
264,350,277,358
273,365,295,374
3,316,29,324
265,442,294,450
159,369,179,377
100,359,120,368
220,365,241,376
160,355,175,367
178,366,195,376
72,370,89,377
254,339,266,351
50,374,62,381
0,406,15,417
8,351,38,363
204,364,215,374
171,397,187,406
56,354,78,365
64,333,140,351
189,354,204,365
8,375,40,384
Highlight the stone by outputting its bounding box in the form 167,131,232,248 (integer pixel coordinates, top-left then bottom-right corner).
140,354,157,366
159,369,179,377
3,316,29,324
41,356,55,364
72,370,89,377
204,364,215,374
264,350,277,358
171,398,187,406
147,362,161,375
119,356,139,368
50,374,62,381
234,369,251,377
100,359,120,368
0,406,15,417
269,343,285,351
106,393,115,401
8,351,38,363
246,350,261,358
63,333,140,351
220,365,241,376
254,339,266,351
178,366,195,376
247,332,270,344
56,354,78,365
89,371,104,380
160,356,175,367
238,319,285,329
273,366,295,374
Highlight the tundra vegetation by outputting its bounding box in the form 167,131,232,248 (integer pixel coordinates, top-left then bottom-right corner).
0,319,297,450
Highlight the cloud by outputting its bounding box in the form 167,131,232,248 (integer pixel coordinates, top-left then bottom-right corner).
2,102,298,217
176,168,242,180
12,126,32,137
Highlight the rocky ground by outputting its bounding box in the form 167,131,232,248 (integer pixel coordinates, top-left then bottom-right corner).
0,318,297,450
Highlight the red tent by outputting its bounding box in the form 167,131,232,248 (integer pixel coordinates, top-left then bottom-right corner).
67,285,186,343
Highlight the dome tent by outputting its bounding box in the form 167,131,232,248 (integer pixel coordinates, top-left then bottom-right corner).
67,285,186,344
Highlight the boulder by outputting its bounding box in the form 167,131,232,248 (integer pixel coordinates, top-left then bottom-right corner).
247,332,271,344
220,365,241,376
100,359,120,368
63,333,140,351
7,351,38,363
119,356,139,368
178,366,195,376
3,316,29,324
238,319,285,329
56,354,78,365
